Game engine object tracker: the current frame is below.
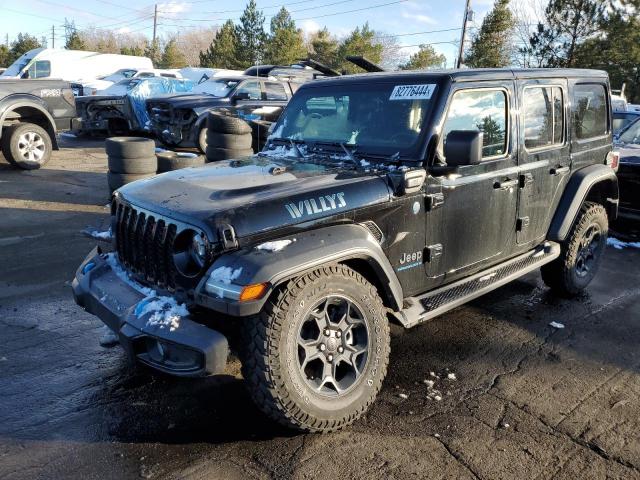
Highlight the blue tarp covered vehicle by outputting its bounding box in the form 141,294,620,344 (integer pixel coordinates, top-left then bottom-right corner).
76,77,194,135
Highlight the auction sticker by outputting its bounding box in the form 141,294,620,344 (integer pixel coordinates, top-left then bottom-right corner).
389,84,436,101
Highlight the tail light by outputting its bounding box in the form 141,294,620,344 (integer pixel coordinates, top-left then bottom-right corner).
606,150,619,171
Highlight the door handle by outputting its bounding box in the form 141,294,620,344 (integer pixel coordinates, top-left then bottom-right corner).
550,166,570,176
494,178,519,190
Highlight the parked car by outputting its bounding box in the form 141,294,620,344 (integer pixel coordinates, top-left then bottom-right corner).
80,68,183,96
178,67,244,84
73,68,618,433
0,48,152,86
146,75,300,152
0,78,77,169
76,77,194,136
613,110,640,135
614,119,640,220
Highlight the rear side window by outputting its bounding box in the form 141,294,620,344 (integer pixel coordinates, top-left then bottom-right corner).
442,89,508,159
28,60,51,79
523,86,564,150
573,84,608,140
265,82,287,100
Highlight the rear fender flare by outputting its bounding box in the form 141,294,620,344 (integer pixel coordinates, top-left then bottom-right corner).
196,224,404,316
0,96,59,149
548,164,618,242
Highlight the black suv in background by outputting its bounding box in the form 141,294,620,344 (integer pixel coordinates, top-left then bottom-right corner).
146,75,301,152
74,69,618,433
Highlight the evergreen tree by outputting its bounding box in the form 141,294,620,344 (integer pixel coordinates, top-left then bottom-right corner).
199,20,242,69
465,0,514,67
400,44,446,70
159,38,187,68
235,0,266,67
0,45,11,67
9,33,42,64
121,45,145,57
144,40,161,67
310,27,339,68
525,0,604,67
336,23,383,74
264,7,306,65
65,31,87,51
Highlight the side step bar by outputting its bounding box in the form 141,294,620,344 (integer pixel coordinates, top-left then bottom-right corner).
394,242,561,328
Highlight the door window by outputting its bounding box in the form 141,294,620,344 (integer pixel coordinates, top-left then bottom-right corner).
265,82,287,100
236,80,262,100
442,89,508,160
573,84,608,139
27,60,51,79
523,86,564,150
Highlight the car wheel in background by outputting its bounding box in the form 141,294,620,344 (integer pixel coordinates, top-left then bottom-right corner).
105,137,155,158
197,126,208,153
1,123,52,170
206,132,252,150
108,155,158,174
206,113,252,135
156,151,205,173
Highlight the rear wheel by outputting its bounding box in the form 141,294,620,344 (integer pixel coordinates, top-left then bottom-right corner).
1,123,52,170
542,201,608,296
241,265,390,432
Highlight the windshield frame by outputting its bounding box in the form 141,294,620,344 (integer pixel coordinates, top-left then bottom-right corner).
618,116,640,145
268,78,443,162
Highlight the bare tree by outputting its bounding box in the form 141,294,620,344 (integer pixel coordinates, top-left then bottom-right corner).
171,27,219,67
511,0,546,67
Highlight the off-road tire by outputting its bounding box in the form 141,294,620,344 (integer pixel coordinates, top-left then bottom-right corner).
107,171,155,193
156,151,205,172
197,126,208,153
1,123,52,170
206,113,252,135
541,201,608,297
105,137,155,159
206,132,252,150
240,264,390,433
107,155,157,174
205,146,254,161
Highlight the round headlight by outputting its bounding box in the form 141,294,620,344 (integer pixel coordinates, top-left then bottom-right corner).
190,232,207,267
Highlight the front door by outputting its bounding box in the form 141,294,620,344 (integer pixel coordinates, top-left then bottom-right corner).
516,79,570,245
425,82,519,282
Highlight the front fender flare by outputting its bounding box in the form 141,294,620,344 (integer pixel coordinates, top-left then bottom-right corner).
548,164,618,242
195,224,404,317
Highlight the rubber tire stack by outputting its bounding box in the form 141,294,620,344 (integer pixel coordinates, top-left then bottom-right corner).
156,151,206,173
249,119,273,152
205,112,254,162
106,137,157,193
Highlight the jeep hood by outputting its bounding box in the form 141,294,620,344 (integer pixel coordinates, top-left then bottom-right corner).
118,156,392,238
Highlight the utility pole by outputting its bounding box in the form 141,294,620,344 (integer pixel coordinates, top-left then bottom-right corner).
456,0,471,68
152,4,158,46
5,33,8,47
51,25,55,48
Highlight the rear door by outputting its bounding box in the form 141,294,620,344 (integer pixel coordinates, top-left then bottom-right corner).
516,79,570,245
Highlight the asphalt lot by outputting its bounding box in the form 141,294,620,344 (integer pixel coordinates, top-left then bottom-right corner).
1,137,639,480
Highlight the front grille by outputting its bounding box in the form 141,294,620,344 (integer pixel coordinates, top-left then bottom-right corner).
618,165,640,209
114,201,178,290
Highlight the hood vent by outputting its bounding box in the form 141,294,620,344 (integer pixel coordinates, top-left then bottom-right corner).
360,221,384,244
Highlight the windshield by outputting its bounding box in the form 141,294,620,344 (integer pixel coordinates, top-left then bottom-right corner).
192,79,239,97
100,69,137,82
270,82,437,158
3,52,35,77
613,113,640,135
619,118,640,145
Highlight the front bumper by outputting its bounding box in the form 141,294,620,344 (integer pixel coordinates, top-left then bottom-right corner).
72,247,228,377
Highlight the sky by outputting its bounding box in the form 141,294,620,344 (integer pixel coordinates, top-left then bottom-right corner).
0,0,505,67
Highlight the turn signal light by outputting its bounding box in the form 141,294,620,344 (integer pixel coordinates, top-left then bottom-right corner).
239,283,268,302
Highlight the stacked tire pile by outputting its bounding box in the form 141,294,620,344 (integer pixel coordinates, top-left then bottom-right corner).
156,151,205,173
249,119,273,152
106,137,157,193
205,112,254,162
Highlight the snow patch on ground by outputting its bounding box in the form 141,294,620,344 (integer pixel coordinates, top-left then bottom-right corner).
138,297,189,332
607,237,640,250
447,373,457,380
256,239,294,252
209,266,243,285
99,325,119,347
549,321,565,329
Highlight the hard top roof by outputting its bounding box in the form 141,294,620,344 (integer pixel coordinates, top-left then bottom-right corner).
306,68,608,87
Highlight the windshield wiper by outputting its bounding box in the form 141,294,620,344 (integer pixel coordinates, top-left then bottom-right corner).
308,141,360,167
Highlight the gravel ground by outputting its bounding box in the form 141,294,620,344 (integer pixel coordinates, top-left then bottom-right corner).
0,138,639,480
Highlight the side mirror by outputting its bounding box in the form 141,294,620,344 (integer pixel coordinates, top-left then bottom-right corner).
233,91,251,101
443,130,483,167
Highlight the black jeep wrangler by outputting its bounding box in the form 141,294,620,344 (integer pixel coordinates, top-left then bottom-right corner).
73,69,618,432
146,75,301,152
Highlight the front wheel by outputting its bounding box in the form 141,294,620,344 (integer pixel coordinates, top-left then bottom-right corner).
241,265,390,432
542,201,608,296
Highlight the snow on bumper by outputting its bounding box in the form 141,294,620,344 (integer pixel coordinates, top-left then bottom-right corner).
72,247,228,377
